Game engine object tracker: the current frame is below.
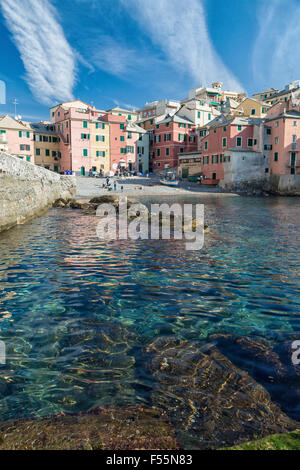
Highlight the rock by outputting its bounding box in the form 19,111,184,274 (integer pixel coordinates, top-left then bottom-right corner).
211,333,300,421
53,198,70,208
223,429,300,450
146,337,298,449
68,200,83,209
89,196,119,205
0,407,179,450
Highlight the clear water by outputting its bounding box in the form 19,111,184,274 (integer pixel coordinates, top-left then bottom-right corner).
0,195,300,443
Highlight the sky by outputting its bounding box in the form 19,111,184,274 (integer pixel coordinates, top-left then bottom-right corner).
0,0,299,121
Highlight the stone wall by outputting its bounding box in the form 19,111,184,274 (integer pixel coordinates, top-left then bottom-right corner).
0,151,76,233
269,174,300,196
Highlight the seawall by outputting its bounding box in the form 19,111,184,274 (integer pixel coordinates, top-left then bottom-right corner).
0,151,76,233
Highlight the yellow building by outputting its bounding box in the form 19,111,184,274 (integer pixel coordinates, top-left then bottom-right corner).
91,118,110,174
233,97,270,118
28,122,61,172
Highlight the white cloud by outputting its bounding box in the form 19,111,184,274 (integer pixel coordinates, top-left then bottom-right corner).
253,0,300,90
120,0,243,92
0,0,76,105
91,35,164,78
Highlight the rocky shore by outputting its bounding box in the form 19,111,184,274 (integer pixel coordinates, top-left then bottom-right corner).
0,331,299,450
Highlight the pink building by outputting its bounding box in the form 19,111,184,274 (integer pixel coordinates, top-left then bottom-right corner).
201,117,257,182
150,115,197,171
0,115,34,162
266,99,300,177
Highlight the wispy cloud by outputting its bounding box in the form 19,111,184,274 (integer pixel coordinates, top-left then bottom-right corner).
253,0,300,90
91,35,164,79
120,0,243,92
0,0,76,105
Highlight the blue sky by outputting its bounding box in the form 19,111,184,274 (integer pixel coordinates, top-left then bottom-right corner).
0,0,299,121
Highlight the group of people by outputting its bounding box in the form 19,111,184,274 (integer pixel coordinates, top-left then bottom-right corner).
103,177,123,192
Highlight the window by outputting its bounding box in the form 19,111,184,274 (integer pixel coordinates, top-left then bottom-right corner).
157,149,160,157
251,109,256,115
26,156,30,162
198,112,201,118
127,146,134,154
266,128,272,135
166,148,170,156
274,152,278,162
275,121,279,127
19,131,27,138
128,115,132,121
180,148,184,153
150,119,154,125
96,135,105,142
262,107,265,114
212,155,219,164
120,148,127,154
248,138,253,147
96,151,105,157
236,137,242,147
222,137,227,148
45,149,50,156
81,133,90,140
155,135,161,143
83,149,88,157
164,133,171,142
128,132,132,139
292,134,297,143
178,134,185,142
275,137,279,144
238,125,242,131
223,126,227,132
293,121,298,127
83,121,88,128
120,136,125,142
156,124,160,129
204,141,208,150
208,113,211,120
120,124,125,130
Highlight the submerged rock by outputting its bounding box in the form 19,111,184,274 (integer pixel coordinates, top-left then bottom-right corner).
146,337,299,449
223,429,300,450
0,406,179,450
89,196,119,205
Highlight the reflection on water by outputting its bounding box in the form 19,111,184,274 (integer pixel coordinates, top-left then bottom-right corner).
0,195,300,444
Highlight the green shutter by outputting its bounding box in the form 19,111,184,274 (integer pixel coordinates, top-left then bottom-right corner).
27,132,30,138
83,149,88,157
19,131,22,137
83,121,88,128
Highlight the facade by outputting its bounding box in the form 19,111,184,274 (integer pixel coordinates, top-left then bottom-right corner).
28,122,61,172
106,107,138,123
233,97,270,118
0,115,34,162
178,152,202,179
149,113,197,172
253,81,300,106
200,117,268,186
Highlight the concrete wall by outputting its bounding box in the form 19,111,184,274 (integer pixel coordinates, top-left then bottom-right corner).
220,150,268,191
0,151,76,233
269,174,300,195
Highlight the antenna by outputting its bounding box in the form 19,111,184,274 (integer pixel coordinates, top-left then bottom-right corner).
13,98,18,119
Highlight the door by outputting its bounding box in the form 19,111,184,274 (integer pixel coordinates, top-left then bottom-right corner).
212,172,217,180
81,166,85,176
291,153,296,175
182,168,189,179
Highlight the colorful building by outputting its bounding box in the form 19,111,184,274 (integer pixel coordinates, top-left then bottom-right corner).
28,122,61,172
149,113,197,172
0,115,33,162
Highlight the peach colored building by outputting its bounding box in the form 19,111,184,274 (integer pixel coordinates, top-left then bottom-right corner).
0,115,33,162
266,100,300,177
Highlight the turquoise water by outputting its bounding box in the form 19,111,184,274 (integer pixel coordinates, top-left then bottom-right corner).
0,195,300,442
